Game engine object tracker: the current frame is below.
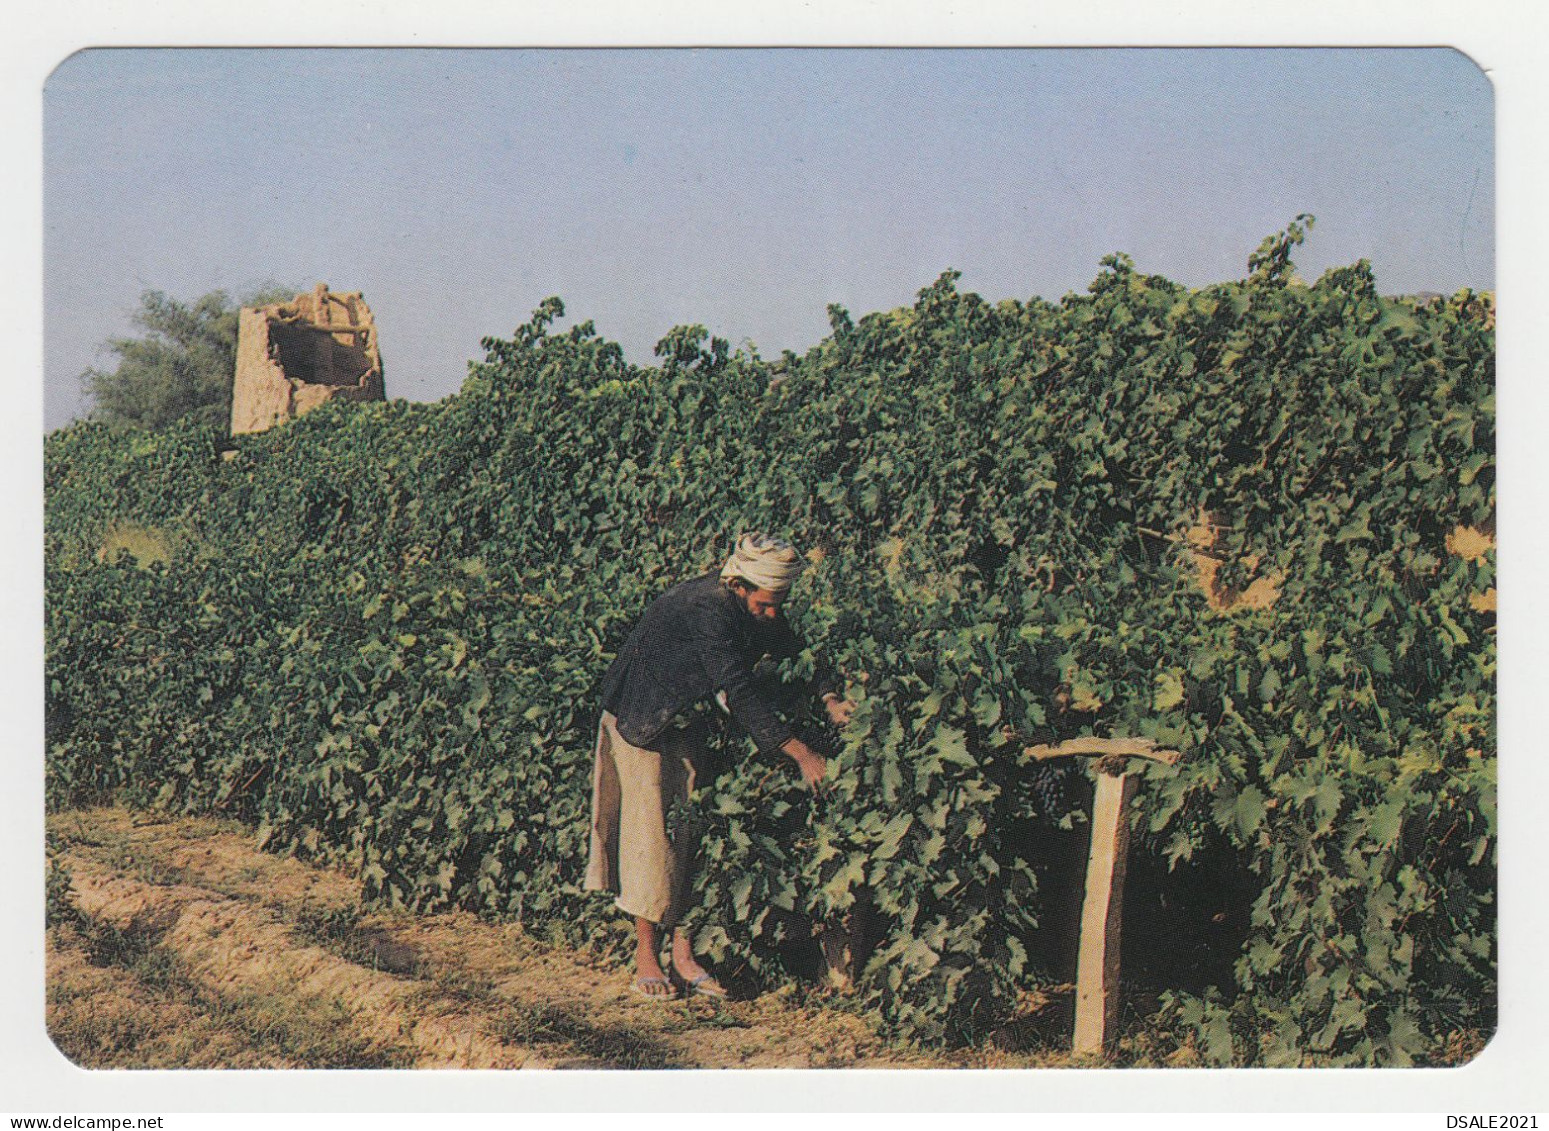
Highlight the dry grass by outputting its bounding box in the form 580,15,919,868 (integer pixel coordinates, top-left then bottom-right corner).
1446,523,1495,563
1186,512,1281,613
45,805,1100,1070
96,522,175,567
48,915,412,1069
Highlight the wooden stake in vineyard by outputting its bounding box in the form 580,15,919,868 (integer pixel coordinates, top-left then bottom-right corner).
1024,736,1185,1058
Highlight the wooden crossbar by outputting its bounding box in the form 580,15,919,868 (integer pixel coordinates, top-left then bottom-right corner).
1023,736,1181,766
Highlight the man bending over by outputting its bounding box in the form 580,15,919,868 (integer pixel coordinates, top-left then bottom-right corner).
584,533,851,999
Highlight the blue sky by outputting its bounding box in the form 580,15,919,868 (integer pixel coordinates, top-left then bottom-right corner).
43,48,1494,429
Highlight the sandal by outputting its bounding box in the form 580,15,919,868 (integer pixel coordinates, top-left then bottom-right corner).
679,971,730,1000
632,975,681,1001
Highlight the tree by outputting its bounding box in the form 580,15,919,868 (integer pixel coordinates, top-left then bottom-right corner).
81,286,293,431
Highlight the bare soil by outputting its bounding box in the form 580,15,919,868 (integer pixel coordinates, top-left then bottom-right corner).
46,807,1072,1070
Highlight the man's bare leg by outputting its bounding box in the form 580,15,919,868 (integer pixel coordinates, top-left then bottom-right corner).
670,928,727,995
634,917,674,996
669,929,710,981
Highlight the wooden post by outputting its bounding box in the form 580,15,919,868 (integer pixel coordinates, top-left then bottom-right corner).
1073,767,1139,1057
1023,735,1183,1059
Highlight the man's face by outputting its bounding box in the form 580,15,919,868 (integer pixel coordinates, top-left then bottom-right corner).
740,585,787,622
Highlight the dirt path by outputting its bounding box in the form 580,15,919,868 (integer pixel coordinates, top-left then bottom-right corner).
47,807,1061,1070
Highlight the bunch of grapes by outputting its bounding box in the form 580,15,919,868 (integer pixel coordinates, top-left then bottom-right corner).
1028,761,1078,822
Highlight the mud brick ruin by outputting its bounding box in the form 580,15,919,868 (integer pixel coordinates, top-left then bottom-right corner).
230,284,386,435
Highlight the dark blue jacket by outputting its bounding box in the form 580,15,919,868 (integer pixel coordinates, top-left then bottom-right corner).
600,572,820,755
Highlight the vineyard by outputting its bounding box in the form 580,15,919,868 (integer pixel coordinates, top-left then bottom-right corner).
44,220,1496,1065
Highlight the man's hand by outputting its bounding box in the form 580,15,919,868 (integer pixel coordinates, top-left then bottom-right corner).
822,693,856,729
781,736,828,791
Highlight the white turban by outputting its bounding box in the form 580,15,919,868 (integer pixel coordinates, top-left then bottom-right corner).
719,532,806,593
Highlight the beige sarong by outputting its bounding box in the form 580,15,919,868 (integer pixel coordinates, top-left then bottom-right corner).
584,711,699,927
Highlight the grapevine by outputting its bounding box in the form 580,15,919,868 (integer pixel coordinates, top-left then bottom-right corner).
45,222,1495,1061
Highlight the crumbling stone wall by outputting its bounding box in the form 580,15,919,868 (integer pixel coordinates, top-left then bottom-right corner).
230,284,386,435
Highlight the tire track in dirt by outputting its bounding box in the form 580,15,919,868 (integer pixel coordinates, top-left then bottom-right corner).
47,917,304,1069
47,808,970,1069
57,847,552,1069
